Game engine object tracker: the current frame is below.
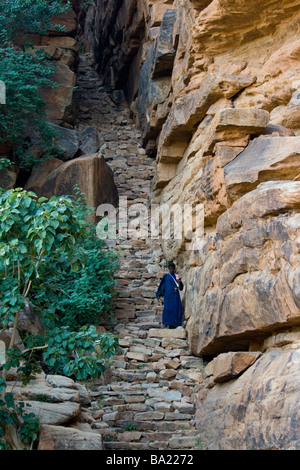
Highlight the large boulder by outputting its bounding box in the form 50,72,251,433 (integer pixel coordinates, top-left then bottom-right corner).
25,154,119,216
0,166,18,190
79,127,100,155
42,62,76,126
38,425,103,450
18,299,45,336
50,124,80,161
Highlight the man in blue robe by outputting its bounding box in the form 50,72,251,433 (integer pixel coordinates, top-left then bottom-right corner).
156,262,184,329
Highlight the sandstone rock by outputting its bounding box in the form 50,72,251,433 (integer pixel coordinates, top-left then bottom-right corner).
224,136,300,201
134,411,164,421
186,181,300,356
102,411,119,423
169,436,198,448
147,388,182,402
50,124,80,161
126,351,149,362
38,425,103,450
215,108,269,132
176,370,203,383
47,9,78,36
153,402,173,412
205,351,261,384
270,89,300,131
163,359,181,369
165,411,192,420
0,166,18,190
79,127,100,155
150,362,166,371
161,338,188,349
17,299,45,336
43,62,76,125
196,347,300,449
261,124,296,137
157,73,256,153
46,375,77,389
67,0,300,449
25,158,63,193
9,383,80,404
215,144,245,167
146,372,158,383
152,10,177,79
159,369,178,379
262,328,300,352
173,401,194,413
32,37,78,69
1,328,24,351
217,180,300,238
122,431,142,442
40,36,79,53
148,327,186,339
20,401,81,426
166,348,187,358
73,383,92,406
25,154,119,216
125,395,145,404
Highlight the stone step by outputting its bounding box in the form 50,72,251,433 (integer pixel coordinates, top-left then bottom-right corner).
135,316,160,324
116,420,194,432
104,441,149,450
135,322,161,330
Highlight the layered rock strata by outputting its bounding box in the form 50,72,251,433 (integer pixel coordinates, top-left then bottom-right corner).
80,0,300,449
4,370,103,451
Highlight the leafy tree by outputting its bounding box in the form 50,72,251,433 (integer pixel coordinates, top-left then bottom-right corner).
32,230,119,329
0,158,13,171
0,188,119,449
0,0,71,47
42,326,118,380
0,0,72,169
31,187,119,329
0,188,88,369
0,188,87,449
0,47,59,169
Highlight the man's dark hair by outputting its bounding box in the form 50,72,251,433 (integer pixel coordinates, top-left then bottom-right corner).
168,262,176,269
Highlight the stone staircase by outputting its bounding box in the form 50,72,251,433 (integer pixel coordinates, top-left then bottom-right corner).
89,324,204,450
76,52,166,329
75,52,204,450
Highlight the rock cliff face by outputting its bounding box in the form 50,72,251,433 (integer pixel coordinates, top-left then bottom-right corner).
81,0,300,449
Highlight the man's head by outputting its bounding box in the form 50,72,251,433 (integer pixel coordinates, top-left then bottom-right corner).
168,262,176,274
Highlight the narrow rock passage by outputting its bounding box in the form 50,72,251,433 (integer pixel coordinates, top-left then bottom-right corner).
76,53,204,450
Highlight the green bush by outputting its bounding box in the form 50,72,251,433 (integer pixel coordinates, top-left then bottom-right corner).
43,326,118,380
0,0,71,46
0,188,119,449
31,188,119,329
0,47,59,169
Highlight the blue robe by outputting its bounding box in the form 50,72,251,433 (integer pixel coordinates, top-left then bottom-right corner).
156,273,184,327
